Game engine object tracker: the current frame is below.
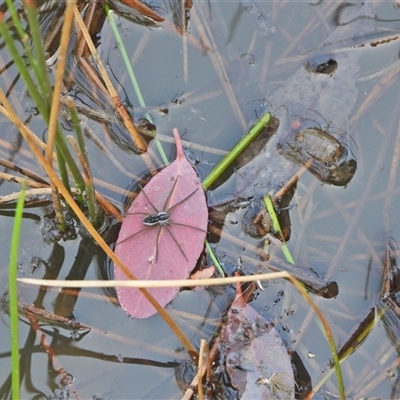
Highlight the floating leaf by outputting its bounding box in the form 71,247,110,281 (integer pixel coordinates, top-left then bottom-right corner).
114,128,208,319
221,283,295,399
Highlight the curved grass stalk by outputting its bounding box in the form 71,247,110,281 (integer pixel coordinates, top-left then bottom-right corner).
262,197,344,397
18,270,343,397
309,306,385,398
9,181,26,400
45,0,75,165
286,276,345,400
263,194,295,264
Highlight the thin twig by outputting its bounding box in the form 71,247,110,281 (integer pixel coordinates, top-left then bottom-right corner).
0,158,48,184
0,172,48,188
18,272,290,288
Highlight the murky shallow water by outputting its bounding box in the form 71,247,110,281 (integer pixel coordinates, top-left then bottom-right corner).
1,1,400,398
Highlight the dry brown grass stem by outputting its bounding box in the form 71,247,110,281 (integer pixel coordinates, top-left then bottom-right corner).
0,172,48,188
0,105,53,156
46,0,75,164
72,6,147,154
18,272,291,289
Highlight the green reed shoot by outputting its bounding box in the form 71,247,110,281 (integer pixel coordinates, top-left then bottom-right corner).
202,112,272,190
8,182,26,400
263,194,295,264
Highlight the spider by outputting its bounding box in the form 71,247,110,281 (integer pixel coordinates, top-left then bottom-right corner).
256,371,296,400
116,176,206,263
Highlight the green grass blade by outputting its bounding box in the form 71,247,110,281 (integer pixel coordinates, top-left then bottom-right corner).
55,133,86,198
104,4,169,165
105,5,146,109
9,183,26,400
5,0,44,92
23,0,53,107
287,276,345,399
1,3,86,205
67,100,102,225
201,113,273,279
68,99,90,169
205,241,224,277
263,195,295,264
5,0,26,41
265,193,343,395
56,144,71,195
0,16,48,120
312,306,385,395
202,112,271,190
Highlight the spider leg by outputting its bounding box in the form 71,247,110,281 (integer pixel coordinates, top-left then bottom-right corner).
154,225,163,263
161,176,180,210
116,226,152,246
138,183,159,213
167,187,199,212
124,211,151,217
170,221,206,233
164,225,188,262
137,177,181,214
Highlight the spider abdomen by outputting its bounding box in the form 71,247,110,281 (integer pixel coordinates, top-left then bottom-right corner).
142,211,170,226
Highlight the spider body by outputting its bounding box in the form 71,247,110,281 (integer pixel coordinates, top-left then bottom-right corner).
142,211,170,226
116,177,205,263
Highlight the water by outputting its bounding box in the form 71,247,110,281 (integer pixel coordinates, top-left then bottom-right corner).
0,1,400,398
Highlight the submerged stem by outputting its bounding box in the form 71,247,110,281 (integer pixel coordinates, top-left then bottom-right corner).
202,112,272,190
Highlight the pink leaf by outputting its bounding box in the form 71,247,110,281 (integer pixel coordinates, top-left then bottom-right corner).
114,128,208,319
